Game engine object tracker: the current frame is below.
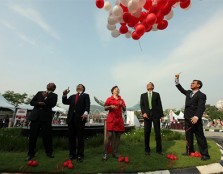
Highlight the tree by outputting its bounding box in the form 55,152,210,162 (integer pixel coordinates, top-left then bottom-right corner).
205,104,223,120
2,91,29,107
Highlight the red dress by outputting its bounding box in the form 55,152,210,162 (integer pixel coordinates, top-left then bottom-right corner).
105,96,126,132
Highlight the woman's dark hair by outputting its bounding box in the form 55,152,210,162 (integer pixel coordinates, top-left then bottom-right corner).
111,86,119,94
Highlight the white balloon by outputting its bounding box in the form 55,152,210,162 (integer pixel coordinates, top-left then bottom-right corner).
152,24,158,31
108,15,118,25
128,0,138,14
132,8,142,17
165,10,174,20
111,29,120,38
112,5,123,17
173,2,180,8
115,0,121,5
138,0,146,8
104,1,112,11
117,16,124,23
107,24,116,31
120,0,129,6
125,31,132,38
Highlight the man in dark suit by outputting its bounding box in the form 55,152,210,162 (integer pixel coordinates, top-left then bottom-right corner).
140,82,164,155
27,83,58,160
62,84,90,162
175,74,210,160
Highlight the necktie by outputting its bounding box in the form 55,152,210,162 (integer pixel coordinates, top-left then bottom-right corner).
149,93,152,110
75,93,79,105
190,92,193,98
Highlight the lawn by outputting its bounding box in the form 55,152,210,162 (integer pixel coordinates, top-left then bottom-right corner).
0,128,221,173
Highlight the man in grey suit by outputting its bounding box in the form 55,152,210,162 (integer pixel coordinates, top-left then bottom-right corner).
175,74,210,160
140,82,164,155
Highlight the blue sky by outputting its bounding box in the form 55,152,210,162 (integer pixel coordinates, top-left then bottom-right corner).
0,0,223,109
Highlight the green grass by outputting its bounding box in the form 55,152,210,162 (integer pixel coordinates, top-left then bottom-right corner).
0,128,221,173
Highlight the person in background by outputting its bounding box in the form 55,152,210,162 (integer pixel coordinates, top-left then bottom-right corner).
27,83,58,161
103,86,126,160
62,84,90,162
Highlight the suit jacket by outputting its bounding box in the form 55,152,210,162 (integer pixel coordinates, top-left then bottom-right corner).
176,84,206,119
28,91,58,122
140,91,164,119
62,93,90,124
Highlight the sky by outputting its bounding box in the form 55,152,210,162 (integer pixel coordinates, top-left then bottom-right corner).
0,0,223,110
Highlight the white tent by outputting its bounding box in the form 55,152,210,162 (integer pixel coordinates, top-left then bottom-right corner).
17,103,33,110
176,111,184,120
0,94,15,111
168,110,178,121
126,111,140,127
52,106,67,113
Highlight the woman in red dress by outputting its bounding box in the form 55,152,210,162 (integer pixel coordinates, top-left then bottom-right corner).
102,86,126,160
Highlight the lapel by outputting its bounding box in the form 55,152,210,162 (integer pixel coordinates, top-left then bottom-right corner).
144,92,149,107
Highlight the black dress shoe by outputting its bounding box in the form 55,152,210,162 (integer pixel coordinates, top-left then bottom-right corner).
145,151,150,156
26,155,34,161
69,155,77,160
46,153,54,158
77,156,83,162
201,155,210,161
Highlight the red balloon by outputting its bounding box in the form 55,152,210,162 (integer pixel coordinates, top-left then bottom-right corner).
123,12,132,23
156,11,164,23
27,160,33,166
157,20,168,30
120,3,128,12
68,163,74,169
157,0,168,8
144,0,152,11
146,13,157,26
132,31,141,40
168,0,179,6
161,4,172,15
145,25,152,32
139,12,147,22
119,25,128,34
63,161,68,167
135,24,145,36
149,5,159,14
95,0,104,9
118,156,125,162
32,160,38,167
180,0,191,9
124,157,129,163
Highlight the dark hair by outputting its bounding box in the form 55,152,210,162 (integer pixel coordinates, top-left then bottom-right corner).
148,82,154,89
78,84,85,92
111,86,119,94
193,80,203,89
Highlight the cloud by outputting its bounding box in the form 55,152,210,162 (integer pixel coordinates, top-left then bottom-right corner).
10,4,60,40
95,9,113,42
111,10,223,109
0,20,36,45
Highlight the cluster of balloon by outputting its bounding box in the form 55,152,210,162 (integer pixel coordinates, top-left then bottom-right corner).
95,0,191,40
166,153,178,160
62,160,74,169
27,160,38,167
118,156,129,163
190,151,202,158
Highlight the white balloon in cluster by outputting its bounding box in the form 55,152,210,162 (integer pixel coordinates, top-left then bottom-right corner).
165,10,174,20
152,24,158,31
112,5,123,17
111,29,120,38
107,24,116,31
104,1,112,11
138,0,146,8
125,31,132,38
120,0,129,6
128,0,138,14
108,15,118,25
132,8,142,17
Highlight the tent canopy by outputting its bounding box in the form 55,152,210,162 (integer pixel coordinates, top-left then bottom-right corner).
0,94,15,111
17,103,34,110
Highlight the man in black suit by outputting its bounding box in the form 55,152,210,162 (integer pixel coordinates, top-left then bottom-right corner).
62,84,90,162
140,82,164,155
27,83,58,160
175,74,210,160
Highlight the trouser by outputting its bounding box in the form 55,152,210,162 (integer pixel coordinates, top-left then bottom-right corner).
28,120,53,156
185,118,209,156
144,117,162,153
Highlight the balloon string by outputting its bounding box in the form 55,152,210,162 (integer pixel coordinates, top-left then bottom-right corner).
138,40,143,52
